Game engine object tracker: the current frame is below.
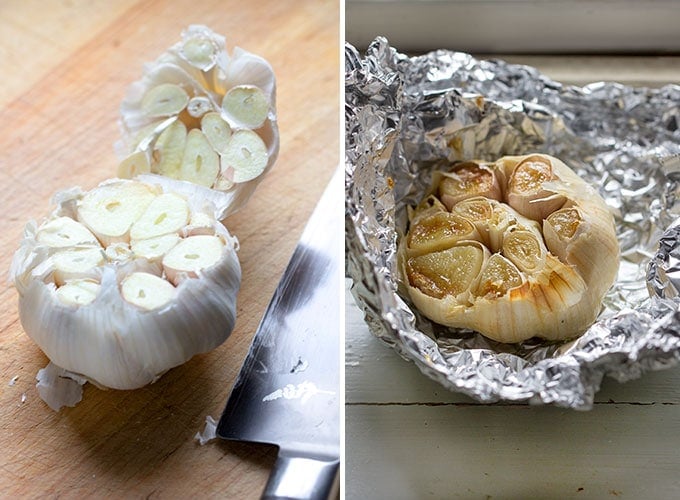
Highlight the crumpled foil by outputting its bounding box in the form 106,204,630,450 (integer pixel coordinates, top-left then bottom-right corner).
345,38,680,409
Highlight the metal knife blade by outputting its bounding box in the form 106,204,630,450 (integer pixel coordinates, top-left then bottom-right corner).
217,167,342,500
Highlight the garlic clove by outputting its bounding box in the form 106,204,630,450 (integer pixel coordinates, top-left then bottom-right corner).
129,192,190,240
56,279,100,306
118,150,151,179
179,129,220,187
162,234,225,285
36,217,100,248
201,112,232,154
220,129,268,183
141,83,190,118
221,84,269,130
406,212,478,257
121,271,176,310
437,161,502,210
52,247,105,285
153,120,188,178
131,233,181,261
77,181,158,246
505,155,566,221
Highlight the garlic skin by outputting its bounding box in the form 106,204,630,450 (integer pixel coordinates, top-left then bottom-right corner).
10,178,241,392
117,25,279,220
398,154,620,343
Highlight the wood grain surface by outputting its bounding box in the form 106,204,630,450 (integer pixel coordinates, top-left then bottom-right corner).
0,1,339,498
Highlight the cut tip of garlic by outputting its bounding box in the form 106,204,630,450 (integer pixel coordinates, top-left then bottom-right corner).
399,153,619,343
221,84,269,130
12,178,241,397
141,83,190,118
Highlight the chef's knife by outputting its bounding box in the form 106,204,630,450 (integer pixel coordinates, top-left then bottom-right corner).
217,167,342,500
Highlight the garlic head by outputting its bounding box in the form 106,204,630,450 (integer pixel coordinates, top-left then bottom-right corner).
118,25,279,219
398,153,620,343
10,178,241,393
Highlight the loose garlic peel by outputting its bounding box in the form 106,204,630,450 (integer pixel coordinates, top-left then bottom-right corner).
117,25,279,220
10,178,241,390
398,153,619,343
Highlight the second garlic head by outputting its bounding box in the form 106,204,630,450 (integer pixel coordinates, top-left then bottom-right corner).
398,154,620,343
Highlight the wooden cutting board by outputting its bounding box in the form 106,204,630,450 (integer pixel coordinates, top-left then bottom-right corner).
0,0,339,497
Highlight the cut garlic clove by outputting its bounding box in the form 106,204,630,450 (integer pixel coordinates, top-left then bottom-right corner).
179,129,220,187
77,181,157,246
121,272,176,310
406,212,478,257
131,233,181,261
186,96,213,118
36,217,100,248
52,247,105,285
407,244,485,300
474,253,523,299
179,27,221,70
220,129,268,183
437,161,502,210
505,155,566,221
153,120,188,178
118,151,151,179
501,230,546,274
162,234,224,285
56,279,100,306
221,85,269,129
201,112,232,153
141,83,190,118
129,192,190,240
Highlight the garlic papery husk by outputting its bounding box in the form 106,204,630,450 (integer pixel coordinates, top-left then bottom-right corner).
10,178,241,403
117,25,279,220
398,153,620,343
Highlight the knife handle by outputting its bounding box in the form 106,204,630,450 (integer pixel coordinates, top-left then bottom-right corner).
261,453,340,500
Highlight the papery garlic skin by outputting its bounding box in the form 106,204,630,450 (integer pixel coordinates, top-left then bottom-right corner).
117,25,279,220
398,154,620,343
10,178,241,391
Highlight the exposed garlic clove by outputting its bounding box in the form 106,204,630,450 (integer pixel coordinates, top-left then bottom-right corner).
399,153,619,343
141,83,190,118
121,272,176,310
504,155,566,221
221,85,269,129
129,192,190,240
437,161,502,210
179,26,221,70
153,120,188,178
162,234,224,285
56,279,100,306
406,212,479,257
52,247,105,285
201,112,232,153
77,181,157,246
186,96,213,118
131,233,181,261
179,129,220,187
118,151,151,179
220,129,268,183
36,217,100,248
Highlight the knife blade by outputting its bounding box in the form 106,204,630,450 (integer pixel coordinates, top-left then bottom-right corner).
217,167,342,500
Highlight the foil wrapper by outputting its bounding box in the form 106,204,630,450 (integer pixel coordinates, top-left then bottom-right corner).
345,38,680,409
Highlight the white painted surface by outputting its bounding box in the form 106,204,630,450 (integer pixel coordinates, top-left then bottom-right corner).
344,57,680,499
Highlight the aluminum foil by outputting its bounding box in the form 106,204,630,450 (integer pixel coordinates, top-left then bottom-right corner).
345,38,680,410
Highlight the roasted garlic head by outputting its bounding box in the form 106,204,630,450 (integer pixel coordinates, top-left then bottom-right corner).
118,25,278,219
398,154,619,343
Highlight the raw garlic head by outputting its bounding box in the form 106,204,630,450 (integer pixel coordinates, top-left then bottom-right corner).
10,178,241,391
398,154,620,343
118,25,279,219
